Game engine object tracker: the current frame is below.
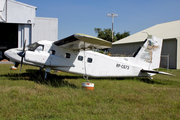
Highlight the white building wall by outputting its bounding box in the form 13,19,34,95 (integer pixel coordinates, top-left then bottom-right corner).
0,0,58,60
33,17,58,42
0,0,6,22
7,0,36,24
18,24,31,48
176,37,180,69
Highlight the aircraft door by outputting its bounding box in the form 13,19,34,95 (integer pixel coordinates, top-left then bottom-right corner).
85,53,96,76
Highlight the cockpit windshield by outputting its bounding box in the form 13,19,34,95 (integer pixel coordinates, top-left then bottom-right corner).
27,42,44,51
27,42,39,51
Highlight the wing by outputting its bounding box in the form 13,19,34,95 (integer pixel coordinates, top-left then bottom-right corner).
54,33,112,50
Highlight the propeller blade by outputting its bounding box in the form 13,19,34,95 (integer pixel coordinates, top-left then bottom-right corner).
23,40,26,52
15,62,19,68
20,40,26,73
20,56,23,73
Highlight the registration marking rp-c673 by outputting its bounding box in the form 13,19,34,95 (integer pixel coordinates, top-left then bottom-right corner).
116,63,129,70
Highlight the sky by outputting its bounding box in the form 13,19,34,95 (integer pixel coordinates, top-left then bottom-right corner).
17,0,180,40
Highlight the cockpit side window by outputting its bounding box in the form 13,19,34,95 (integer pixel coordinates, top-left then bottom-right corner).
35,45,44,52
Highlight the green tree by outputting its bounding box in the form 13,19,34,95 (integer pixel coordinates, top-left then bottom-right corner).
116,31,130,40
94,28,113,42
94,28,130,42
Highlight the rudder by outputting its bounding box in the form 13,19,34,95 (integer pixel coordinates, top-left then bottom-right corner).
134,35,163,70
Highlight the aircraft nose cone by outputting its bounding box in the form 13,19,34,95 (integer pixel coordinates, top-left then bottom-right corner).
4,50,9,57
4,49,11,58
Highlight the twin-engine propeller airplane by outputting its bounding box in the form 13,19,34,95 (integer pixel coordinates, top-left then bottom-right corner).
4,33,172,80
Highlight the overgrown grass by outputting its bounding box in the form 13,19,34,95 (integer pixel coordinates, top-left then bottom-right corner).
0,64,180,119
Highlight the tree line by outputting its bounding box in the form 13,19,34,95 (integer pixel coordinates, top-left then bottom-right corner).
94,28,130,42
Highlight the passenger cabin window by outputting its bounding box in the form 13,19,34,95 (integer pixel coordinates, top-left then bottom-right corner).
65,53,71,58
50,50,55,55
87,58,93,63
78,56,83,61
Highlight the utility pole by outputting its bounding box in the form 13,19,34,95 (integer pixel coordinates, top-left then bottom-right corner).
107,13,118,42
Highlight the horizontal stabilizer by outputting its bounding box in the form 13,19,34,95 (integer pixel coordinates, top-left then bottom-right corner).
141,69,174,76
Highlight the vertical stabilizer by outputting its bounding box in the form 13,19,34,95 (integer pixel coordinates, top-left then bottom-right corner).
134,35,163,70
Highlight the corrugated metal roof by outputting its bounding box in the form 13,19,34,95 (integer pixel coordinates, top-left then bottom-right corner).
113,20,180,45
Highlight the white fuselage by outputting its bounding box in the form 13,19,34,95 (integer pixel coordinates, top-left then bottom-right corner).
4,34,167,78
4,40,147,77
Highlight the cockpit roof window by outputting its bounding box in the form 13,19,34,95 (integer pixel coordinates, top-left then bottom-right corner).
27,42,43,51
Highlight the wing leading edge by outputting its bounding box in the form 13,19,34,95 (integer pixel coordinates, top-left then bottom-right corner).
54,33,112,50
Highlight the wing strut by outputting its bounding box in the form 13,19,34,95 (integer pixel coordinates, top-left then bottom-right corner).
83,41,89,82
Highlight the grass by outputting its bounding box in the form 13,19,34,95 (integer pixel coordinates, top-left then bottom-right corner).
0,64,180,119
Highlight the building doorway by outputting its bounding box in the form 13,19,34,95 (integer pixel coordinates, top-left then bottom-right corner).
0,23,18,60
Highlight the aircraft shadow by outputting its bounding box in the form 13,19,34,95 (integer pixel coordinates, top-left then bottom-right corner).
90,77,167,85
0,69,168,87
0,69,79,88
139,78,168,85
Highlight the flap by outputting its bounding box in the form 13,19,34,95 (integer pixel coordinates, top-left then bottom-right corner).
54,33,112,50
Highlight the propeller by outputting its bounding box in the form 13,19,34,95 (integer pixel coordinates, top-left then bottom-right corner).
14,62,19,68
17,40,26,73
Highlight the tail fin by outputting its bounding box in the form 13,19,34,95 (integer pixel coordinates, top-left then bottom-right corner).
134,35,163,70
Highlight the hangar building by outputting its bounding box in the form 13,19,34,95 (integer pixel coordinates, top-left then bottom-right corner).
110,20,180,69
0,0,58,60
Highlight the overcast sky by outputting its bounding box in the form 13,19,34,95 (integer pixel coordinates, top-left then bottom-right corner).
17,0,180,40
